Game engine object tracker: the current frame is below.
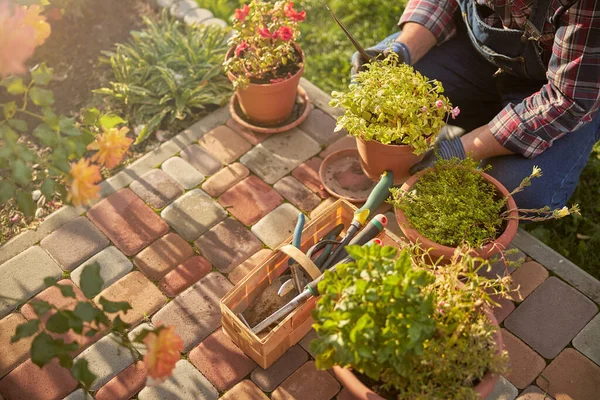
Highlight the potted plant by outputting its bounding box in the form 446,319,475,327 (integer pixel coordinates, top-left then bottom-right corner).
224,0,306,125
329,52,459,184
311,243,511,399
389,158,580,261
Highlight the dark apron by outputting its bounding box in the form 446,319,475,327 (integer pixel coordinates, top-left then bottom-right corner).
457,0,550,81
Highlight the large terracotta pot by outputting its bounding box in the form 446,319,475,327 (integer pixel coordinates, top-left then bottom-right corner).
356,137,425,185
394,169,519,262
225,43,304,126
332,308,503,399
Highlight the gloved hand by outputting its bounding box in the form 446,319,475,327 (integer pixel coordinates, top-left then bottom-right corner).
351,41,412,76
409,137,467,175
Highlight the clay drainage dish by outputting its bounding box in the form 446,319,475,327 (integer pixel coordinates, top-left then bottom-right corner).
319,149,376,203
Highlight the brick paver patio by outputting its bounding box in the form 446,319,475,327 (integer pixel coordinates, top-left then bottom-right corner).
1,79,599,399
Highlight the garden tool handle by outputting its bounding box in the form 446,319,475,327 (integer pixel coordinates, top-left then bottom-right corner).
279,245,321,280
288,213,305,266
354,170,394,226
326,214,388,265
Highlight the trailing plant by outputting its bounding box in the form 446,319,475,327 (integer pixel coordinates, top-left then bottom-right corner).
311,243,510,399
224,0,306,89
389,158,580,248
329,52,459,154
95,12,233,144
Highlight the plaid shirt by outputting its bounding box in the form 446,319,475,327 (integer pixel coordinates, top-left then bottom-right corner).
399,0,600,158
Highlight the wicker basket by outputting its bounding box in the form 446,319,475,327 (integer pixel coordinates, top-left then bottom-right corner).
220,199,360,369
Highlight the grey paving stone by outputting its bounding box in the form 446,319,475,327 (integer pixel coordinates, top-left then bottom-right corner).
156,0,175,8
504,277,597,359
199,17,228,28
62,388,87,400
486,376,518,400
183,8,214,25
128,322,154,356
298,328,317,358
251,203,302,248
71,246,133,291
0,246,62,318
161,189,227,241
129,169,184,209
180,144,222,176
240,145,297,185
138,360,218,400
161,157,205,189
517,386,554,399
151,272,233,352
298,108,346,145
251,345,308,392
274,176,321,212
40,216,109,271
573,313,600,366
170,0,198,19
74,333,137,390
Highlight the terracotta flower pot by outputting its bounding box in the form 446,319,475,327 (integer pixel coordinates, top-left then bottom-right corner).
394,169,519,261
225,43,304,126
332,308,503,399
355,137,426,185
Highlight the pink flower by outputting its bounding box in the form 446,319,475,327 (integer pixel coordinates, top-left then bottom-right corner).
420,106,428,112
284,2,306,22
0,2,37,78
235,40,249,57
435,100,444,109
277,26,293,41
234,4,250,21
451,106,461,119
257,26,271,39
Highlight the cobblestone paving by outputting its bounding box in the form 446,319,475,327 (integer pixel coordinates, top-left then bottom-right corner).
1,82,599,399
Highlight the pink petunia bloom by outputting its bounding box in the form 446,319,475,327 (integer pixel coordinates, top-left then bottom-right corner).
257,26,271,39
284,2,306,22
435,99,444,109
0,2,37,78
277,25,293,41
451,106,461,119
235,40,249,57
234,4,250,21
420,106,428,112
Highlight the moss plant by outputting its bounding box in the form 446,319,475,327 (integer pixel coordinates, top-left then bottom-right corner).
329,52,458,155
311,244,509,399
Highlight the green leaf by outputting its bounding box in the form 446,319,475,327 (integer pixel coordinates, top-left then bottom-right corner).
44,277,58,287
30,300,52,317
73,302,98,322
8,119,28,132
64,310,83,334
30,332,57,367
12,159,32,187
11,319,39,342
111,315,131,333
41,178,56,199
46,312,70,334
98,114,126,130
98,297,133,314
2,101,17,119
79,262,103,299
29,87,55,107
59,117,81,136
0,181,16,202
1,76,26,94
31,63,53,86
71,358,96,390
56,284,76,298
16,190,35,216
58,354,73,369
42,107,59,130
82,108,100,125
84,328,99,337
33,123,58,147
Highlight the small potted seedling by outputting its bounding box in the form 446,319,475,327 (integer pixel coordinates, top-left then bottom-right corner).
390,158,580,261
311,243,511,399
224,0,306,126
329,52,459,184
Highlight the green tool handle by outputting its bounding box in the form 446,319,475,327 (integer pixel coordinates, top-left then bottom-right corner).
353,170,394,226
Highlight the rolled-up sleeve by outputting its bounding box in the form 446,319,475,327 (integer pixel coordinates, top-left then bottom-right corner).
398,0,460,45
489,0,600,158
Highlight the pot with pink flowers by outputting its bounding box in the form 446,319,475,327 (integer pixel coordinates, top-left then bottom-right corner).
224,0,307,127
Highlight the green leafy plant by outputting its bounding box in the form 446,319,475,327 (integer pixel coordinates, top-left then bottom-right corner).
330,52,457,154
224,0,306,89
95,12,233,144
389,158,580,248
311,243,510,399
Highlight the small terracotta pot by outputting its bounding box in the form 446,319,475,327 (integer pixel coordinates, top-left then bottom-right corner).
355,137,425,185
225,43,304,126
394,169,519,261
332,308,503,399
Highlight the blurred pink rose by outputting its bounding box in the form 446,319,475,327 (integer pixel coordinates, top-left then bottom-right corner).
0,2,37,78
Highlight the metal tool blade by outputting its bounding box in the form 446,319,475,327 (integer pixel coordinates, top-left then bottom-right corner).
325,5,372,62
277,278,296,297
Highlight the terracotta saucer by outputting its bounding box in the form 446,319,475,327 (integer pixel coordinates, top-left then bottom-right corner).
229,85,311,135
319,149,376,203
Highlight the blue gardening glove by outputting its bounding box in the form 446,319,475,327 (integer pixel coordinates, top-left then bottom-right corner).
409,137,467,175
351,41,412,76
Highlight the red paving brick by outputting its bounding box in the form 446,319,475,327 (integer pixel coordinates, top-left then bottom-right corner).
509,261,549,302
502,329,546,389
251,345,309,391
226,119,270,145
195,218,262,273
133,232,195,281
271,361,340,400
198,125,252,164
0,314,33,378
292,157,329,198
95,271,166,326
228,249,273,285
319,136,357,159
274,176,321,212
219,380,268,400
219,176,283,226
20,280,103,353
536,348,600,400
202,162,250,197
158,255,212,297
129,169,184,209
188,329,257,391
490,293,516,323
0,358,77,400
94,361,147,400
87,189,169,256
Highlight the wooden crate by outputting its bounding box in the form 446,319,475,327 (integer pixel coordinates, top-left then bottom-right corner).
220,199,357,369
